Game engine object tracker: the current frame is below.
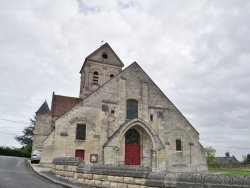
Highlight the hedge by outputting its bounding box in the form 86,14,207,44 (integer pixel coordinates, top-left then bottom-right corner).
0,146,30,158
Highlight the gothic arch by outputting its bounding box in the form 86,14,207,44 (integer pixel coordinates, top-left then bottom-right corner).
103,118,165,150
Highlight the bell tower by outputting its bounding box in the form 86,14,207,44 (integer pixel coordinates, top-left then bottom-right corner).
79,43,124,99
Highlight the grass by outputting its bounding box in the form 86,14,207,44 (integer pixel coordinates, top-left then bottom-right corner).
209,168,250,176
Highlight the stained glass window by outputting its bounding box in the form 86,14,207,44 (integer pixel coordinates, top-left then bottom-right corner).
125,129,140,144
127,100,138,119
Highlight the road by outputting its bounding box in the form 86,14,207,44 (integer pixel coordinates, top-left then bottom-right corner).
0,156,64,188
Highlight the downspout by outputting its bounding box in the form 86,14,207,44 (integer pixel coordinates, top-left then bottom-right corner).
102,145,105,165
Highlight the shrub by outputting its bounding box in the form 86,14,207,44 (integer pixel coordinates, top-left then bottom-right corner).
0,146,30,158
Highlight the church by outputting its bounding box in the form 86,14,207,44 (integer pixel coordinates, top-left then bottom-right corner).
33,43,207,173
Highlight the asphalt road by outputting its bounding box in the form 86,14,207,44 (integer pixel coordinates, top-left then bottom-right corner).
0,156,64,188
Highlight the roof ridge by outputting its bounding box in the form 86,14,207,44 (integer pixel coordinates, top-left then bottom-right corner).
53,62,136,120
54,94,79,99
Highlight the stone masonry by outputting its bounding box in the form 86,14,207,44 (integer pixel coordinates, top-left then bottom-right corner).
51,157,250,188
35,43,208,173
32,101,52,152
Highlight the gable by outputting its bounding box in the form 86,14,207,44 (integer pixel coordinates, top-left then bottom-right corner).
57,61,199,136
122,63,199,134
80,43,124,73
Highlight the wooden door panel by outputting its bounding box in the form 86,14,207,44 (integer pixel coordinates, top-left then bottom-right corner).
75,150,85,159
125,145,140,165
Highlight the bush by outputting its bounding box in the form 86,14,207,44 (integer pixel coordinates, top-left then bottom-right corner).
0,146,30,158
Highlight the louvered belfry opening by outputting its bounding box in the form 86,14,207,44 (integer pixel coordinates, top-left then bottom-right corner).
93,71,99,85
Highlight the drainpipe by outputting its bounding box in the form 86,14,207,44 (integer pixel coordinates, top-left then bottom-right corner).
102,145,105,165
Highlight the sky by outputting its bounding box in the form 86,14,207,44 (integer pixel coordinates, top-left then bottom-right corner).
0,0,250,161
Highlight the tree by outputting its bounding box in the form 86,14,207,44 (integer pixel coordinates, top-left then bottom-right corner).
243,154,250,163
205,146,218,164
15,116,35,153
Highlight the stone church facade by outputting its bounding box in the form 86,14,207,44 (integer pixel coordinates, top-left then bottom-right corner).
33,43,208,173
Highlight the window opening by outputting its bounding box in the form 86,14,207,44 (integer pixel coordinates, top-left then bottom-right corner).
76,124,86,140
150,115,153,121
102,53,108,59
176,139,182,151
102,104,108,112
93,71,99,85
110,74,114,78
127,100,138,119
125,129,140,144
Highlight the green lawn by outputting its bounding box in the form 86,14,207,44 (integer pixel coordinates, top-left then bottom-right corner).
209,168,250,176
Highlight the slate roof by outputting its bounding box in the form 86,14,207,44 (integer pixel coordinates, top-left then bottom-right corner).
36,101,51,114
216,156,239,164
51,93,80,117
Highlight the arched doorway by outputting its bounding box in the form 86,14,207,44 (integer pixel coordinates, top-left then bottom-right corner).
125,129,140,165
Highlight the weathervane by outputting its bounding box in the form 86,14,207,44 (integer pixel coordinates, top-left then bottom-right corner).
101,40,104,45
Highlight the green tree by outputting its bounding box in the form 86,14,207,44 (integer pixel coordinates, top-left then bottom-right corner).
15,117,35,153
243,154,250,163
205,146,218,164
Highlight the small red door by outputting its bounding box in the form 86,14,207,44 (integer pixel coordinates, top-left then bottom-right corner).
125,144,140,165
75,150,85,159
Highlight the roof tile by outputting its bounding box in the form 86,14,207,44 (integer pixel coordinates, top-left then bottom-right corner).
52,94,80,117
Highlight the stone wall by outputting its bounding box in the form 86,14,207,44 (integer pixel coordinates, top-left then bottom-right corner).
41,62,207,173
209,163,250,170
51,157,177,188
51,157,250,188
177,174,250,187
32,113,52,152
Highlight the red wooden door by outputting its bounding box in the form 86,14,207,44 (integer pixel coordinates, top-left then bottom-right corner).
125,144,140,165
75,150,85,159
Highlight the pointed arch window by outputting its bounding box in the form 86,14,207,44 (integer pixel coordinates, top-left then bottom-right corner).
127,99,138,119
125,129,140,144
93,71,99,85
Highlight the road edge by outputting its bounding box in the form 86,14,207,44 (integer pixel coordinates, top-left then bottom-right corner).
25,159,80,188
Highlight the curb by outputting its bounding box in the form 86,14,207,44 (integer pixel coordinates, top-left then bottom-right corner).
26,159,82,188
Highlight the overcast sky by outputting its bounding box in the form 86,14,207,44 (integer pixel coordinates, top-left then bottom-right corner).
1,0,250,161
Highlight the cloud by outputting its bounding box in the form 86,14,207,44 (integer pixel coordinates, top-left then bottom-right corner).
0,0,250,160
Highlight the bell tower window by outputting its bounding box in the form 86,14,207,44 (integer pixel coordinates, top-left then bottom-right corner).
93,71,99,85
110,74,114,79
